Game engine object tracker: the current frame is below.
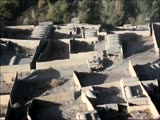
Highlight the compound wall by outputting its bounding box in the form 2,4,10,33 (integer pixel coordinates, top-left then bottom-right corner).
128,60,137,77
152,23,160,56
1,38,39,49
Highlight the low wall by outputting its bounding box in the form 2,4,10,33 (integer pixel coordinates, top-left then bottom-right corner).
0,56,86,73
127,104,150,113
97,32,107,36
0,117,5,120
114,31,150,36
0,64,30,73
139,82,160,119
9,56,17,65
152,23,160,56
128,97,148,105
81,91,95,111
0,95,10,106
72,72,96,111
121,78,159,119
1,38,39,49
120,79,127,101
6,25,34,30
128,60,137,77
70,23,100,29
72,71,82,91
1,72,16,84
61,38,98,43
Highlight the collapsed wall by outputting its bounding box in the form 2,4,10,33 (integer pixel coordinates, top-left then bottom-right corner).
105,34,123,59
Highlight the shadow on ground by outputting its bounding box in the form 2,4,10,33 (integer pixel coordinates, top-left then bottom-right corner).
102,58,113,69
70,40,94,53
134,64,160,80
97,107,129,120
134,58,160,81
54,31,70,39
119,33,154,58
29,99,66,120
30,38,69,69
93,86,125,105
144,83,160,113
75,72,107,87
0,27,32,39
153,23,160,48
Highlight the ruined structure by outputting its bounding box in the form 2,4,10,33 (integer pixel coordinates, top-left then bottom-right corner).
105,34,123,60
0,21,160,120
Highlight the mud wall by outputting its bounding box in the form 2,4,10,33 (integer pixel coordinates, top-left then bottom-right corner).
139,82,160,119
0,95,10,106
36,92,75,103
37,39,70,62
1,38,39,49
81,91,95,111
1,72,16,84
152,23,160,56
0,64,30,73
0,56,86,73
127,104,150,113
6,25,34,30
128,60,137,77
72,71,82,91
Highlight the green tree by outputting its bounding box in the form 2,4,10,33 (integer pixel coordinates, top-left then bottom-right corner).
0,0,19,24
46,0,71,23
151,0,160,22
78,0,101,24
100,0,117,25
38,0,47,9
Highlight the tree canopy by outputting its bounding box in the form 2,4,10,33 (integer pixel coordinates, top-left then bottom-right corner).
0,0,159,25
